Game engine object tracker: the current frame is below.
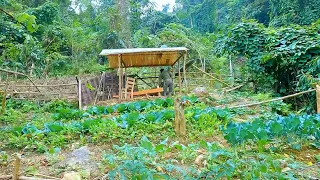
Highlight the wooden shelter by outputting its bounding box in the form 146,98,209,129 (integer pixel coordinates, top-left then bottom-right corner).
99,47,188,98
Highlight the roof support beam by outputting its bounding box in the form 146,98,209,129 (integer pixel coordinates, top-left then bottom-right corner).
118,54,122,99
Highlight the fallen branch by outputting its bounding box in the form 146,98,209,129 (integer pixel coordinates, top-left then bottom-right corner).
229,89,316,109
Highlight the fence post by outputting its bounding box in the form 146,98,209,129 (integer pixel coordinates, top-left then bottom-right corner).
78,78,82,110
317,85,320,114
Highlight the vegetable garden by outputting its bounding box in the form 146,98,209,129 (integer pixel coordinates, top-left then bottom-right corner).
0,91,319,179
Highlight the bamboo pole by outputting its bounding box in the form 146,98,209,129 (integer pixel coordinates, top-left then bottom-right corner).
118,54,122,99
192,65,229,86
224,84,245,93
77,78,82,110
0,176,58,180
10,92,77,95
178,60,181,94
317,85,320,114
229,89,316,109
172,65,175,95
0,83,78,87
183,51,187,92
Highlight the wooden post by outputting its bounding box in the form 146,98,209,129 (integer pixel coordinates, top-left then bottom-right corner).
174,97,186,135
178,60,181,94
15,67,18,79
12,154,21,180
77,78,82,110
118,54,122,99
30,63,34,77
317,85,320,114
183,51,187,92
229,55,234,85
172,65,175,95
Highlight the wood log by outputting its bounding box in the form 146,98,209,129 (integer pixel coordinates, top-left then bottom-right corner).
13,154,21,180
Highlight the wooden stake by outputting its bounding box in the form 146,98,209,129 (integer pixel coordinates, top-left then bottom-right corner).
77,78,82,110
183,51,187,92
174,97,186,135
15,67,18,79
30,63,34,77
178,60,181,94
12,154,21,180
317,85,320,114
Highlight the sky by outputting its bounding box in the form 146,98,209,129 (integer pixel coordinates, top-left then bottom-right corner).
152,0,175,12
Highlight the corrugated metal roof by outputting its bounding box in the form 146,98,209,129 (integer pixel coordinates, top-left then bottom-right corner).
99,47,188,56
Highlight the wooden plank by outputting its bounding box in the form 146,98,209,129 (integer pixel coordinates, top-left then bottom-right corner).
133,88,163,96
113,88,163,98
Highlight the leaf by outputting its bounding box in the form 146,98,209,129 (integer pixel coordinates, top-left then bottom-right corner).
117,104,127,113
44,122,64,132
140,136,153,152
155,144,165,153
86,83,96,91
270,122,283,135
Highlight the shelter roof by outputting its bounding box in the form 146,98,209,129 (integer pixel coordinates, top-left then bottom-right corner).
99,47,188,68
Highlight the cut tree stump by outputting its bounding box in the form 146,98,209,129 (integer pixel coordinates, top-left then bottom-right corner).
174,97,186,135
